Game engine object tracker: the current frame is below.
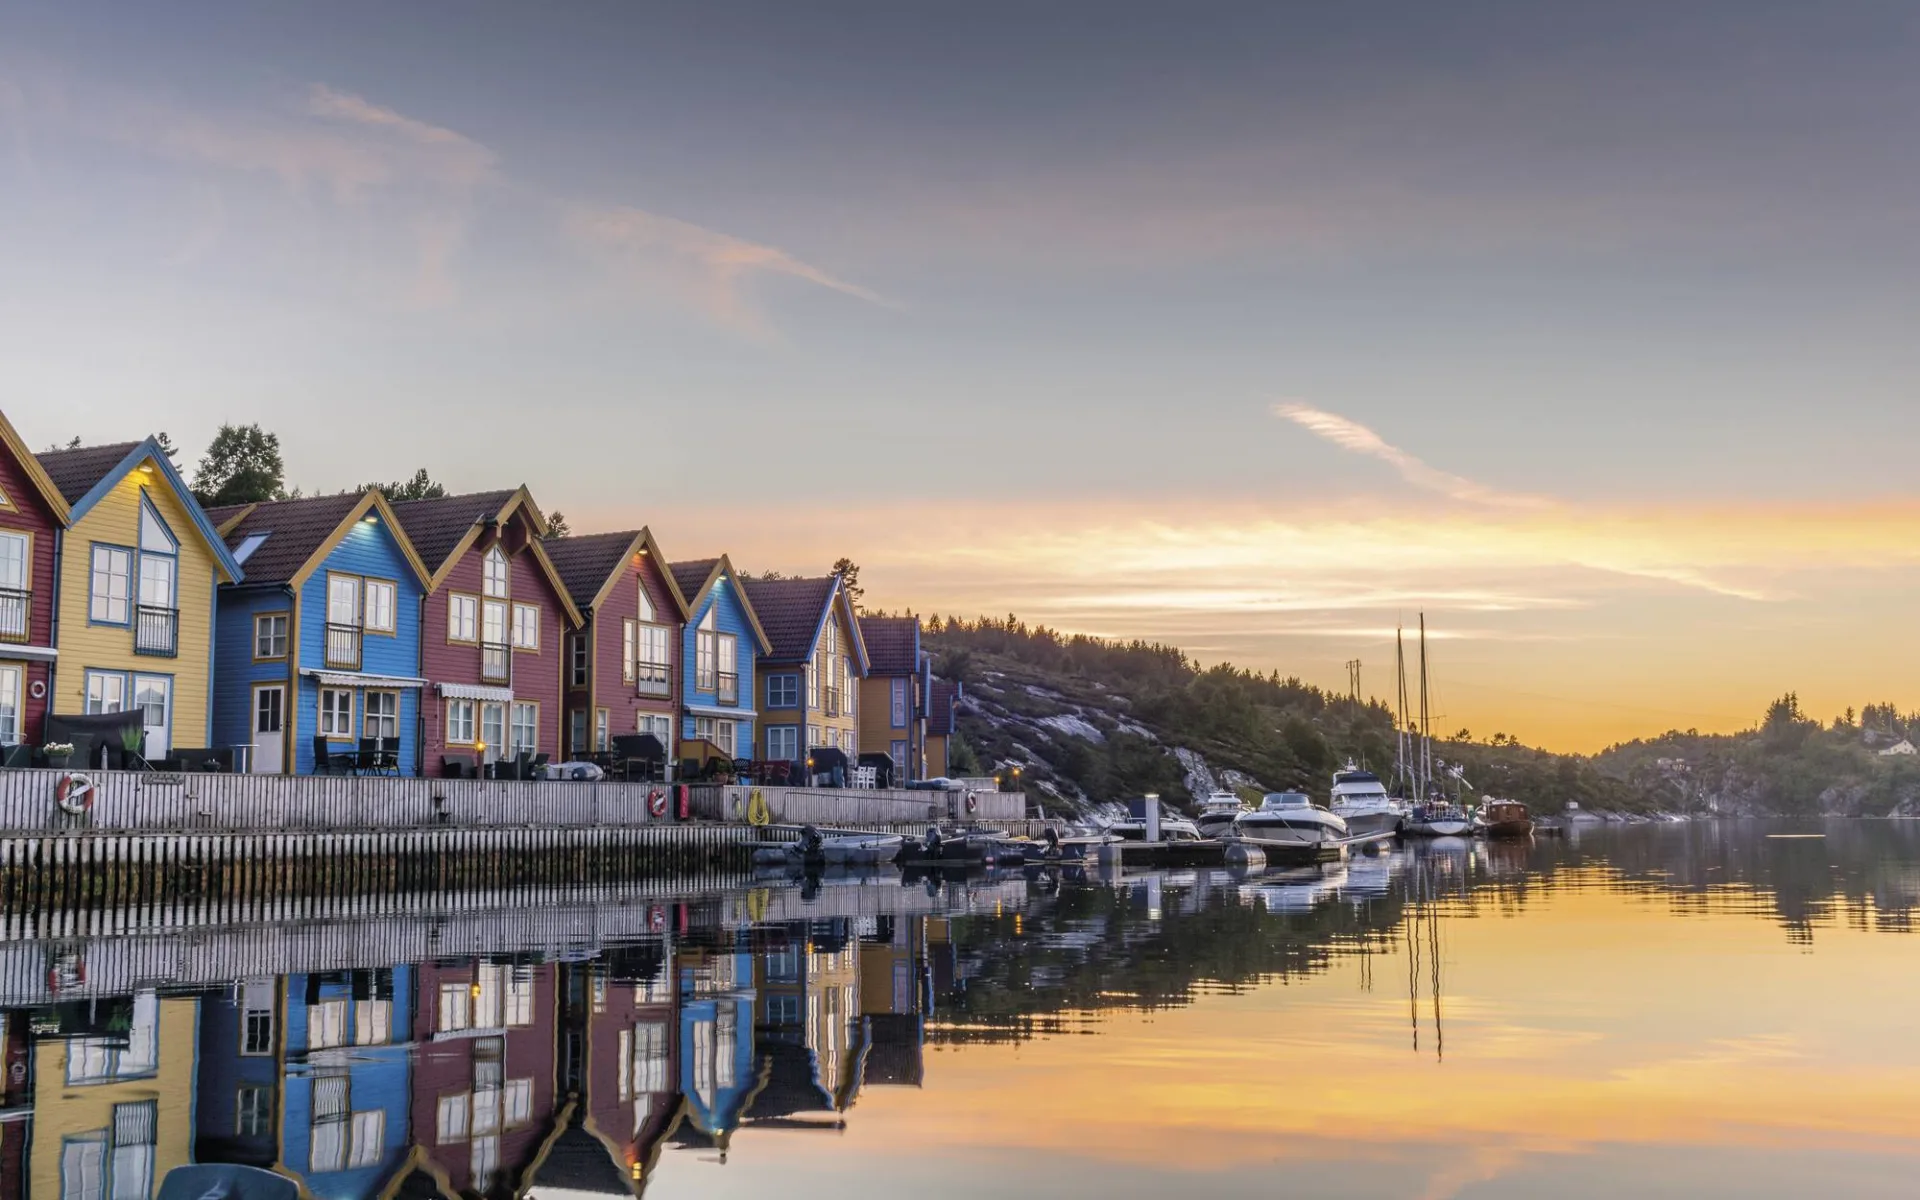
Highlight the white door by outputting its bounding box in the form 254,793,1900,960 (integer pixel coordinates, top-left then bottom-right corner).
133,675,171,761
253,685,284,774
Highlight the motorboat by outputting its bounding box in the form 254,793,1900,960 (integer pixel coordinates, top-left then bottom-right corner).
897,825,1015,863
1327,763,1407,838
1473,798,1535,839
1401,798,1472,837
1240,863,1350,913
1104,797,1205,842
1194,789,1246,838
750,825,906,867
1231,792,1348,846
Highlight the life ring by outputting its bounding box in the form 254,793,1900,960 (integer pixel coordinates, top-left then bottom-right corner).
28,680,45,700
747,789,770,826
55,774,95,816
647,789,668,819
965,791,979,814
648,905,667,932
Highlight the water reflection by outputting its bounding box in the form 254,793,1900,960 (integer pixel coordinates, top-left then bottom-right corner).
0,820,1915,1200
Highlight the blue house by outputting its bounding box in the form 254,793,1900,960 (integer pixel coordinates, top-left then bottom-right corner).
208,490,431,775
666,556,771,766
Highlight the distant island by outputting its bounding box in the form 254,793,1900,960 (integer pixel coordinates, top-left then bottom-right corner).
922,617,1920,820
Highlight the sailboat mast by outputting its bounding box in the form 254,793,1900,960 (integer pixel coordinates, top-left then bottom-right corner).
1418,614,1431,798
1395,626,1411,794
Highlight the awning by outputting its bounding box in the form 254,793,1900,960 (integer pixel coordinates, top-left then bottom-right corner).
683,703,758,719
438,681,515,702
0,644,57,662
303,669,428,689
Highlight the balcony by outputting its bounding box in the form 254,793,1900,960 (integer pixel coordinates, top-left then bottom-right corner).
324,623,362,670
636,661,672,698
824,686,843,717
134,605,178,657
716,671,739,706
481,641,511,683
0,587,27,644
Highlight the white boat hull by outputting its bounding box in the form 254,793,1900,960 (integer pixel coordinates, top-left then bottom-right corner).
1232,810,1348,845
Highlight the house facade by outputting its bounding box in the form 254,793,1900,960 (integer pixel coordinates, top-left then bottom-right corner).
925,679,961,778
545,529,687,761
394,490,581,776
209,491,431,775
666,558,769,763
0,409,70,749
740,575,868,774
36,439,243,761
857,615,929,783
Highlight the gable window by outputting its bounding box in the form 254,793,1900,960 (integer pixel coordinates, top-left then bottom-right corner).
510,702,538,755
570,634,589,687
89,546,132,625
363,580,397,634
695,610,717,693
319,689,353,738
364,692,399,740
766,674,798,708
482,547,509,598
0,531,27,641
510,603,540,651
448,594,478,643
254,613,289,660
135,496,179,656
891,677,908,727
446,699,476,745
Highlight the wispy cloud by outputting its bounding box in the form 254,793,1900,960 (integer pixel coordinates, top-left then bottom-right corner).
1274,402,1550,509
304,84,496,188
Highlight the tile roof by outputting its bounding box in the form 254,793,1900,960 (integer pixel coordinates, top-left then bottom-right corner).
543,530,642,610
201,503,254,531
218,492,367,585
927,679,960,734
669,558,721,603
34,441,143,506
389,490,517,574
858,615,920,675
741,576,838,663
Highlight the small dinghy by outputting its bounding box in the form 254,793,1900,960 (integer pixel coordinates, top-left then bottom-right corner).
751,825,905,867
898,825,1012,863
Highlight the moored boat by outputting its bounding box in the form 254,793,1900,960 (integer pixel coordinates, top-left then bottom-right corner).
1401,798,1473,837
751,825,906,867
1328,763,1407,837
1105,797,1205,842
1232,791,1348,846
1473,798,1534,839
1194,789,1246,838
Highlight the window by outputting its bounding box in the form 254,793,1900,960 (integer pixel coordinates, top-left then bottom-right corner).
636,624,670,694
436,1093,470,1143
364,580,397,634
355,1000,392,1046
807,660,820,709
716,719,735,757
60,1135,104,1200
110,1102,156,1200
638,714,673,746
716,633,738,701
308,1000,348,1050
844,656,856,716
231,531,269,565
0,531,27,641
767,674,798,708
254,613,289,659
139,500,175,553
85,672,126,715
621,621,636,683
0,665,19,744
448,594,478,643
482,599,507,646
892,739,909,781
628,1022,669,1096
595,708,609,752
510,703,537,755
569,709,587,757
236,1086,272,1138
319,689,353,738
570,634,589,687
482,547,509,598
766,725,798,762
364,692,399,740
438,983,471,1033
695,610,716,692
510,603,539,650
349,1111,384,1169
637,581,655,622
134,676,168,736
89,546,132,624
890,677,907,727
327,574,360,627
310,1074,348,1172
447,699,476,745
480,703,506,751
241,982,275,1055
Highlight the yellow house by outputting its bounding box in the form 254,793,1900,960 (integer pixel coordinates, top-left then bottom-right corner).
36,440,243,760
739,574,869,777
29,994,199,1200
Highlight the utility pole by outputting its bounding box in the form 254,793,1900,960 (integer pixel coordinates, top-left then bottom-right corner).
1345,659,1362,704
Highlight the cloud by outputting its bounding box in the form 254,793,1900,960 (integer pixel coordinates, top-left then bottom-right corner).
566,203,897,334
304,84,497,187
1274,402,1551,509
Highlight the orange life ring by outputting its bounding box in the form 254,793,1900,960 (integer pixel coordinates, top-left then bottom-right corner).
55,773,94,816
647,788,668,818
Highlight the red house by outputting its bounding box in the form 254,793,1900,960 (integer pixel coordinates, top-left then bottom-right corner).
0,409,70,752
543,528,688,761
393,489,582,776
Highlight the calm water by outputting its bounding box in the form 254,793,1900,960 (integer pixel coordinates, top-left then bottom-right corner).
3,821,1917,1200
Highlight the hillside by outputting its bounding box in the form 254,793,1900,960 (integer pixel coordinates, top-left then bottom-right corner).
922,619,1920,819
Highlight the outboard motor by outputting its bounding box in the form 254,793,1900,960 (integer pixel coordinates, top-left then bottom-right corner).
1042,826,1062,859
924,825,945,860
797,825,825,859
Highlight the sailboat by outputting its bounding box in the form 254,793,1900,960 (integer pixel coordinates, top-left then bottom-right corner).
1399,616,1473,838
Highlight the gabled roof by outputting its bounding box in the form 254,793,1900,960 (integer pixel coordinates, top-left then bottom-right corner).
858,615,920,676
203,502,256,532
667,555,772,653
741,574,869,672
218,490,430,589
35,437,243,583
0,408,74,523
927,679,961,735
543,528,689,618
388,489,522,580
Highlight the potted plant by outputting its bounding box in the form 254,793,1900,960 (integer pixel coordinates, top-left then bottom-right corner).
117,725,145,770
42,742,74,770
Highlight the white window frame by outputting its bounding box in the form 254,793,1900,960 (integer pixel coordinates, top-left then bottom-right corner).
363,580,397,634
0,664,19,743
891,677,907,727
510,702,538,755
85,671,127,715
319,689,353,738
480,702,507,752
510,603,540,651
766,725,798,762
446,699,476,745
621,621,637,683
254,613,289,659
327,574,360,628
363,691,399,740
448,594,478,643
89,545,132,625
482,547,509,599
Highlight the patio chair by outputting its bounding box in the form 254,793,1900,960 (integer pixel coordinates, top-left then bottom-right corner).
441,756,467,779
377,737,402,776
353,738,380,776
0,744,29,769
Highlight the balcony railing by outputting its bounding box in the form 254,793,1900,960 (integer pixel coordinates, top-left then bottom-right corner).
324,623,362,670
716,671,739,705
0,587,27,644
481,641,511,683
134,605,178,657
824,686,843,718
636,661,672,698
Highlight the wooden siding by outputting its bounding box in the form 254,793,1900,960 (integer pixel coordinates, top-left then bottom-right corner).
0,436,60,743
585,551,680,753
799,601,862,758
53,458,221,748
211,586,295,760
677,570,756,752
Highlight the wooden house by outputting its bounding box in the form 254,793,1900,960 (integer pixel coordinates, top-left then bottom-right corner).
739,574,868,775
856,615,930,784
0,408,70,751
665,558,770,765
543,529,687,761
924,679,962,778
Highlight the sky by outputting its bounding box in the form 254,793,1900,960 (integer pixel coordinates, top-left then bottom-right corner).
4,1,1920,751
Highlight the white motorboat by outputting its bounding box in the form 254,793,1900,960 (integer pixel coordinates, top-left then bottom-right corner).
1194,789,1246,838
752,826,906,867
1105,797,1205,842
1232,792,1349,846
1400,800,1472,838
1241,863,1350,913
1327,764,1407,838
